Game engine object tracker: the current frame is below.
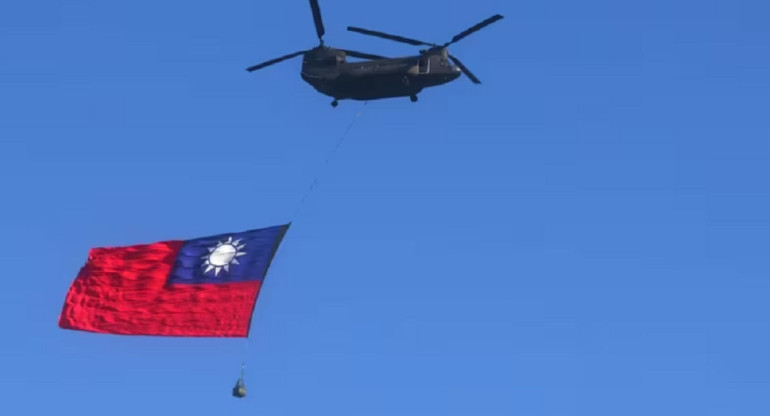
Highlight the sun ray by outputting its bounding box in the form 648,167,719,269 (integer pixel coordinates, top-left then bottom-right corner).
204,264,214,273
231,258,240,265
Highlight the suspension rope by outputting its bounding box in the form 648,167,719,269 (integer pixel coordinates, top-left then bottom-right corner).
291,101,368,221
241,101,368,373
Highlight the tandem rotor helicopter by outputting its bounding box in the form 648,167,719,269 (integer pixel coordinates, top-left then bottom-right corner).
246,0,503,107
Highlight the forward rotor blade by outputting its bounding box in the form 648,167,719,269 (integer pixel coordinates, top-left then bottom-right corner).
449,54,480,84
445,14,503,46
309,0,325,41
246,50,307,72
347,26,433,47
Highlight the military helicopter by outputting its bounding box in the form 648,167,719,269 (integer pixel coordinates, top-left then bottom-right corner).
246,0,502,107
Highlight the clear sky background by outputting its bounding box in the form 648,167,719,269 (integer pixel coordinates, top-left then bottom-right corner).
1,0,769,414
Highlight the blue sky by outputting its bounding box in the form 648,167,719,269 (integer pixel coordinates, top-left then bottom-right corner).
1,0,769,414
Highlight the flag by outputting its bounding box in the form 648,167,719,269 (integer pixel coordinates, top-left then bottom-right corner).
58,223,290,337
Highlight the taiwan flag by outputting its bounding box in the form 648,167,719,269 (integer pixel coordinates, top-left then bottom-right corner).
59,223,290,337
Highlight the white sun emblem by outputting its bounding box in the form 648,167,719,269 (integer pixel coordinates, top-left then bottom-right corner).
201,236,247,276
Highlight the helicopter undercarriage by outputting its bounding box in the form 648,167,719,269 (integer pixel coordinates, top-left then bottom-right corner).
303,72,423,106
331,94,418,106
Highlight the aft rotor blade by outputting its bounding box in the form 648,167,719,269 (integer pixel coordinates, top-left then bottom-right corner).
341,50,389,60
347,26,433,47
445,14,503,46
449,54,480,84
309,0,325,41
246,50,307,72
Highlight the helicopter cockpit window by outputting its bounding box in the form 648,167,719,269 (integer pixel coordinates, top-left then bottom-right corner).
313,55,338,66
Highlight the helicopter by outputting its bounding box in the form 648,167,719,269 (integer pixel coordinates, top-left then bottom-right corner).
246,0,503,107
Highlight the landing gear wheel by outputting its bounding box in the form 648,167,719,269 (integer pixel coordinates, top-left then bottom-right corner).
410,95,418,102
331,100,339,107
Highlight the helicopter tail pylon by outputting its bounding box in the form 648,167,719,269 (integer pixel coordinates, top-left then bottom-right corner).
346,14,503,84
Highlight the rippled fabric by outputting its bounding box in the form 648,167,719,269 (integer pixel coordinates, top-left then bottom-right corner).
58,224,289,337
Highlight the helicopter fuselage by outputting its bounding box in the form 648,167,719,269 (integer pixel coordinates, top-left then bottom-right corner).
299,48,462,101
245,0,501,106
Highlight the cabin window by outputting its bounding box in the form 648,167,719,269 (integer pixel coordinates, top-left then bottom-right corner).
419,57,429,73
